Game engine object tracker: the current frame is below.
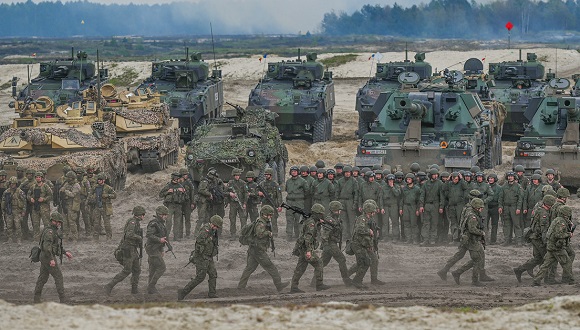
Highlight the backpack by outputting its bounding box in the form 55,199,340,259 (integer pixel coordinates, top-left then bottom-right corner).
29,228,49,263
239,220,258,246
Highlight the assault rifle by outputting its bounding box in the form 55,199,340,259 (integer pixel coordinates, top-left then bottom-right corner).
58,232,64,264
256,184,277,208
280,202,311,221
53,181,60,208
5,191,12,216
210,184,225,205
228,186,244,210
165,240,176,259
213,229,219,261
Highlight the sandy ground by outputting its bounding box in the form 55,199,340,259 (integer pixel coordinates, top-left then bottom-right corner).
1,48,580,327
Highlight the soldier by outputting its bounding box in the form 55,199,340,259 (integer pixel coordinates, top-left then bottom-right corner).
470,172,494,233
358,171,382,217
514,164,530,191
336,165,359,238
312,168,335,214
545,169,562,191
400,173,421,244
15,165,25,184
349,201,377,289
437,171,450,243
310,201,351,287
59,171,81,241
179,168,196,238
195,170,214,234
300,165,315,212
89,173,116,240
444,172,469,243
334,163,344,180
28,171,53,241
523,174,545,229
105,206,145,296
449,198,487,286
463,171,473,186
352,166,361,182
258,168,282,235
486,173,502,245
33,212,73,303
309,166,318,180
227,168,248,239
419,168,444,245
498,171,524,246
550,188,575,283
85,167,100,235
159,173,186,240
54,166,70,215
245,171,260,223
381,173,401,241
285,166,308,240
19,168,35,240
207,169,226,220
514,195,556,283
2,176,26,243
237,205,289,292
178,215,223,300
75,168,91,237
290,203,330,293
146,206,170,294
532,205,575,286
326,168,337,187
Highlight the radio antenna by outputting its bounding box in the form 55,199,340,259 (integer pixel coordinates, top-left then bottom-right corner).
210,22,217,70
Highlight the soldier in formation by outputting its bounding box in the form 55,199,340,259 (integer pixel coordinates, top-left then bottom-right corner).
498,171,524,246
60,171,81,241
2,176,26,243
28,171,53,241
335,165,358,238
227,168,248,239
285,166,308,240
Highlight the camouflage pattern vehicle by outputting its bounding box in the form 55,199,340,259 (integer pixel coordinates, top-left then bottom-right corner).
513,78,580,186
9,49,108,107
0,96,127,190
571,74,580,97
354,71,504,172
487,51,548,138
137,52,223,142
356,51,432,137
98,84,180,172
248,52,335,143
185,104,288,186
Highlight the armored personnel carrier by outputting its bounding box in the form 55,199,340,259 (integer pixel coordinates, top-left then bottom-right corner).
10,49,108,107
354,71,504,172
185,104,288,185
513,78,580,186
487,51,548,138
248,52,335,143
0,96,127,190
356,52,432,137
137,52,223,142
98,84,180,172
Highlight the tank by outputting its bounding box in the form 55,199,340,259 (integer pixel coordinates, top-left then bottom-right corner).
90,83,181,172
185,104,288,186
513,78,580,186
354,71,504,172
356,51,433,137
487,51,548,138
9,49,108,108
0,97,127,190
571,74,580,97
248,52,335,143
137,51,223,143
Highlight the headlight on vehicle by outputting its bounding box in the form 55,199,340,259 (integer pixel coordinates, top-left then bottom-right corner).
247,150,256,157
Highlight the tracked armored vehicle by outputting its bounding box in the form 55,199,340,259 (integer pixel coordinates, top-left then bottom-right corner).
356,52,432,137
0,97,126,190
185,104,288,186
137,52,223,142
513,78,580,186
354,71,504,172
488,51,548,138
248,52,335,143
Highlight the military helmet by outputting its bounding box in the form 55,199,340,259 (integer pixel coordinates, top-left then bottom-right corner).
475,172,484,178
171,172,181,178
289,166,299,174
534,169,543,175
315,160,325,169
429,168,438,175
232,168,243,176
334,162,344,169
210,215,224,228
506,171,516,177
97,173,107,181
386,174,395,180
463,171,472,177
16,165,26,172
542,185,554,194
27,169,36,175
74,167,86,174
487,173,498,181
365,170,375,177
86,166,96,173
450,171,459,178
326,169,336,175
405,173,415,179
382,169,390,176
531,174,542,181
363,201,377,213
309,166,317,172
179,168,189,175
352,166,360,173
132,205,146,216
260,205,275,216
470,165,481,173
311,203,326,214
542,195,557,207
410,163,420,173
329,201,343,212
470,198,484,209
440,171,450,178
51,211,64,223
155,205,169,216
316,168,325,174
65,171,76,179
264,168,274,175
0,170,6,176
469,189,482,199
546,168,556,175
374,169,382,176
394,171,404,179
245,171,255,179
361,167,371,174
33,171,44,178
557,187,570,198
343,165,353,172
299,165,309,172
8,176,18,184
207,168,218,177
558,205,572,218
63,165,71,173
430,164,440,170
417,171,427,180
514,164,525,172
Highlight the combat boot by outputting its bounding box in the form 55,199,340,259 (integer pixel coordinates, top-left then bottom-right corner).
276,281,290,293
33,294,41,304
352,281,367,290
104,283,113,296
342,277,353,287
471,281,485,287
316,284,331,291
437,269,447,281
208,293,218,298
289,286,305,294
513,268,523,283
147,285,159,295
177,289,187,301
371,279,386,286
479,270,495,282
451,271,461,285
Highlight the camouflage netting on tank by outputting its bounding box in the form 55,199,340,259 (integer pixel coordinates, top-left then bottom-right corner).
123,127,180,151
0,122,117,148
115,103,170,126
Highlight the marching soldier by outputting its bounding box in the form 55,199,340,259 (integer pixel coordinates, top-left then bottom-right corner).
28,171,53,241
159,173,186,240
145,206,170,294
285,166,308,240
89,173,116,240
258,168,282,235
2,176,26,243
349,201,377,289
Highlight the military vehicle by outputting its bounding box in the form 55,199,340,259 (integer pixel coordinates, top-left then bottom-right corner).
513,78,580,186
354,71,504,172
10,49,108,107
0,96,127,190
98,84,180,172
248,52,335,143
137,51,223,142
356,51,433,137
487,51,548,138
185,104,288,186
571,74,580,97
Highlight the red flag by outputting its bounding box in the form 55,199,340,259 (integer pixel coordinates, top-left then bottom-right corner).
505,21,513,31
31,53,36,57
481,57,485,61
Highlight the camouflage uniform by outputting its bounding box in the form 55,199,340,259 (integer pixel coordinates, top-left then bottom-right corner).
245,172,260,223
75,169,92,236
498,176,524,245
1,178,26,242
19,170,35,239
85,169,98,234
105,208,144,295
59,172,81,241
335,170,359,238
208,175,226,220
522,179,545,229
89,175,116,240
400,177,421,244
285,171,308,239
227,171,249,238
259,175,282,235
27,176,53,241
452,199,486,285
158,174,186,239
349,212,374,288
180,170,196,237
195,177,213,233
145,207,169,294
470,178,494,232
486,176,502,244
419,175,444,245
178,218,221,300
